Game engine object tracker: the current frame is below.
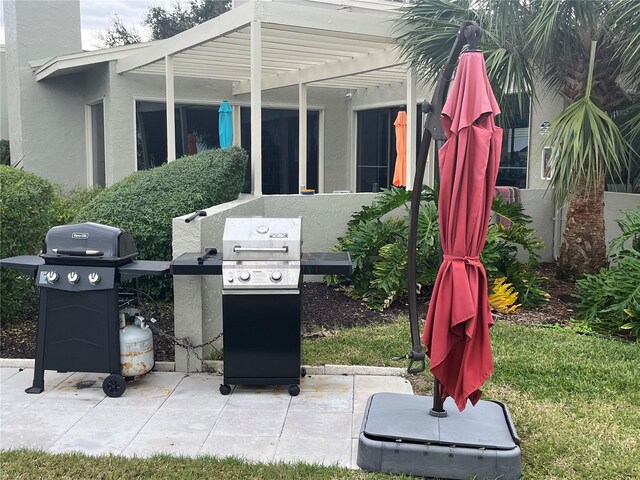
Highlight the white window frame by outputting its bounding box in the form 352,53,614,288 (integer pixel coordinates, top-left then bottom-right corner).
85,97,106,187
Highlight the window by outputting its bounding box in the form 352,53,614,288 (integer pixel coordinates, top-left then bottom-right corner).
356,107,423,193
496,94,530,188
136,101,220,170
240,107,319,194
89,101,105,186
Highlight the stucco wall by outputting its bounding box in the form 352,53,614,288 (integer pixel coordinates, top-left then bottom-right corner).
3,0,85,186
527,85,564,190
605,192,640,245
0,47,8,140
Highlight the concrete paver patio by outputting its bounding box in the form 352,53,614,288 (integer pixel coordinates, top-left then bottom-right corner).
0,368,413,468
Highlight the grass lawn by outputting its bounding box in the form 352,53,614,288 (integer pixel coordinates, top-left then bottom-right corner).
1,321,638,479
306,319,640,479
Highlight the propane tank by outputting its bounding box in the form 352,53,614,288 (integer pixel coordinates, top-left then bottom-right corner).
120,314,154,378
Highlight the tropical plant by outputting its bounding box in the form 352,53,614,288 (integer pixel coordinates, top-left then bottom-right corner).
575,207,640,339
327,187,546,310
399,0,640,281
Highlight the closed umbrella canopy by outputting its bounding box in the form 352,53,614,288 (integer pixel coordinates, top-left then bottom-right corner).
392,110,407,187
219,101,233,149
422,51,502,412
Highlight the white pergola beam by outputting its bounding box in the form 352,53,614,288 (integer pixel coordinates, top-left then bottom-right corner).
299,83,307,191
117,3,252,74
233,48,403,95
261,2,404,39
406,67,417,189
250,19,262,196
165,55,176,162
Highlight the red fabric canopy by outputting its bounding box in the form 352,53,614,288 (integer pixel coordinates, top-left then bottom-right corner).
392,110,407,187
422,51,502,412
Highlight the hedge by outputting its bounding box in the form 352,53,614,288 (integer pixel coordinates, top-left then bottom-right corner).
75,147,248,297
0,166,55,321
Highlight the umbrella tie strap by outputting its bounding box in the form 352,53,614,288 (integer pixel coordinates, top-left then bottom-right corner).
443,254,482,267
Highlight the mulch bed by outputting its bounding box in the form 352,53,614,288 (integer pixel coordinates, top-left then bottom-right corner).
0,263,577,362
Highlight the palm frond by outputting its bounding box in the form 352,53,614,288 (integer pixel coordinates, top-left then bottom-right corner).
547,41,629,203
608,0,640,91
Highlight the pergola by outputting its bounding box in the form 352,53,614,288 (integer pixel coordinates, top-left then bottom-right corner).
116,0,417,195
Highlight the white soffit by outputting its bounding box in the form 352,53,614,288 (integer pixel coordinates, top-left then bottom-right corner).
118,0,408,92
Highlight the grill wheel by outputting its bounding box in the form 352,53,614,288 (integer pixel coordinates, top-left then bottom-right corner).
102,374,127,398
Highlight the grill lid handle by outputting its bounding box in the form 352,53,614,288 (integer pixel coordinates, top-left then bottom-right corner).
232,246,289,253
51,249,104,257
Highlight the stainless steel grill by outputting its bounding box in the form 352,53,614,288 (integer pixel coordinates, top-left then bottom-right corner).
171,215,353,397
222,217,302,291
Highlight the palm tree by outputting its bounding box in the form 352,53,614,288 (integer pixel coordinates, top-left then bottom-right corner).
399,0,639,280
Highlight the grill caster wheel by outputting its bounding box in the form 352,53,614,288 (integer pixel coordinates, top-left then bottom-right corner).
288,384,300,396
219,384,232,395
301,367,307,377
103,374,126,398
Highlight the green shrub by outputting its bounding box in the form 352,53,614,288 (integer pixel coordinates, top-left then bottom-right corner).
576,207,640,338
50,185,103,226
0,140,10,166
327,187,546,310
74,147,248,297
0,166,55,321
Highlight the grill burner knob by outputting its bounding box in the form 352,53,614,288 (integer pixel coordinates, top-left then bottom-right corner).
67,272,80,284
239,271,251,281
45,271,59,284
227,275,234,283
88,272,101,285
271,271,283,282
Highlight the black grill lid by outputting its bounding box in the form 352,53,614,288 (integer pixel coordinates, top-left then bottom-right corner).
41,222,138,266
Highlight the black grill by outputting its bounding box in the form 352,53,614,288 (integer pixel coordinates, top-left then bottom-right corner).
0,222,170,397
41,222,138,266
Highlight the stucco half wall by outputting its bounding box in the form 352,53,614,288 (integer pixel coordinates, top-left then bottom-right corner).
171,193,376,371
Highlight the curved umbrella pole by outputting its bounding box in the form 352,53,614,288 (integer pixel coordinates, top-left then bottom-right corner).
405,21,482,415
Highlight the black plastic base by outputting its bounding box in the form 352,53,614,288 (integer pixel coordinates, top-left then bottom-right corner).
358,393,522,480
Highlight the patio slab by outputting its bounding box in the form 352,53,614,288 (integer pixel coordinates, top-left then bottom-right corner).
0,367,413,468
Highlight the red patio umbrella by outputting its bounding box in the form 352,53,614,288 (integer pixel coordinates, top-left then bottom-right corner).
422,50,502,412
392,110,407,187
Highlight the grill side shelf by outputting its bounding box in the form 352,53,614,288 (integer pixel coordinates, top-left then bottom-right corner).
119,260,171,280
0,255,44,277
301,252,352,275
171,252,223,275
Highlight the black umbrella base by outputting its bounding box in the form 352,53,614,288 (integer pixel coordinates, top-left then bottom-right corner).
357,393,521,479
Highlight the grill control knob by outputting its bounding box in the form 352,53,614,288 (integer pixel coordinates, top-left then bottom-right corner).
227,275,234,283
239,271,251,281
271,271,283,282
45,271,59,284
67,272,80,284
88,272,101,285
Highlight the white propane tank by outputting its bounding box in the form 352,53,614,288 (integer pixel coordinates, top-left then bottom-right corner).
120,317,154,378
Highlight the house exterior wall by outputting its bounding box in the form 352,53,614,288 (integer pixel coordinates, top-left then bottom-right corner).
3,0,85,186
0,47,8,140
527,85,564,189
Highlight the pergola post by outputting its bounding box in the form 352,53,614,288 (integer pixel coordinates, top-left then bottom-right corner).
406,67,417,189
298,82,308,192
165,54,176,162
250,19,262,195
